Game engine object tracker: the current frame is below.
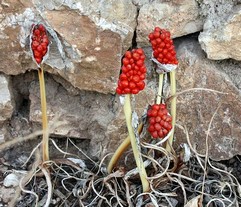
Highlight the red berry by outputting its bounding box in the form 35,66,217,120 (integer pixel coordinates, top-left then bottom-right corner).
136,60,144,67
34,50,41,58
136,81,145,90
133,75,140,83
38,24,46,32
124,88,131,94
149,27,178,65
148,33,154,40
154,27,161,32
147,103,172,139
129,82,136,89
121,80,129,88
34,29,40,36
116,48,147,95
136,48,144,55
35,58,42,64
152,131,158,139
148,125,155,133
37,45,43,52
122,58,129,66
132,52,140,60
31,41,39,49
132,88,139,94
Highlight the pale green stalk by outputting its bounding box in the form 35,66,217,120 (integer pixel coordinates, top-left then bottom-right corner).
38,66,49,161
166,70,176,152
124,94,149,192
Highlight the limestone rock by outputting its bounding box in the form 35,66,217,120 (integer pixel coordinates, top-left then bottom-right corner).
199,5,241,60
174,37,241,160
0,75,14,123
0,0,137,94
137,0,203,46
43,9,122,94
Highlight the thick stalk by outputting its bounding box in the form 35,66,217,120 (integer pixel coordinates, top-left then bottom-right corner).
107,123,143,173
124,94,149,192
156,73,164,104
38,67,49,161
166,70,176,152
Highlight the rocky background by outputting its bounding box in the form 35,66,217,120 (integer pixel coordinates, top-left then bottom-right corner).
0,0,241,162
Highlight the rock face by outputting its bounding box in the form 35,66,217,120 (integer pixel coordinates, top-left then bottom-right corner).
137,0,203,46
175,38,241,160
0,75,14,123
199,4,241,60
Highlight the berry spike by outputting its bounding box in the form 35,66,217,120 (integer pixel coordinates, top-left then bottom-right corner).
149,27,178,152
30,24,49,66
116,49,147,95
147,104,172,139
109,48,150,192
30,23,50,162
149,27,178,65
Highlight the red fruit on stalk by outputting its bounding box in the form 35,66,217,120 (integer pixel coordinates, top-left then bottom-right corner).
148,27,178,65
147,104,172,139
116,48,147,95
31,24,49,65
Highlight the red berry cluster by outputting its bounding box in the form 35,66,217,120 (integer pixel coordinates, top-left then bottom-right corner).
149,27,178,65
31,24,49,64
147,104,172,139
116,49,147,95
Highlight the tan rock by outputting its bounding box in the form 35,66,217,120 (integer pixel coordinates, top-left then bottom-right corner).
199,5,241,60
0,75,14,122
43,9,122,94
174,38,241,160
136,0,203,46
0,0,137,94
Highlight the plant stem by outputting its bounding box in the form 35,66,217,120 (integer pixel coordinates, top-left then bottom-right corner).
107,123,143,173
166,70,176,152
124,94,149,192
38,66,49,162
156,73,164,104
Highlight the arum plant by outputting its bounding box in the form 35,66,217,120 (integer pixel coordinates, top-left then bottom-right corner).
148,27,178,151
108,49,149,192
30,24,50,162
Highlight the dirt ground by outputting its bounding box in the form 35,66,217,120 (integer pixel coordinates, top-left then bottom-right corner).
0,136,240,207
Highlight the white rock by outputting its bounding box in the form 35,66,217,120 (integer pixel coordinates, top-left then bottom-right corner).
0,75,14,122
199,4,241,60
3,173,19,187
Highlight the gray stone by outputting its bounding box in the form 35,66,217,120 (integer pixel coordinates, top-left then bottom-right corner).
0,75,14,122
198,2,241,60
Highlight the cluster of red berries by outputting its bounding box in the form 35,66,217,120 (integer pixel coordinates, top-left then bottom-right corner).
149,27,178,65
31,24,49,64
147,104,172,139
116,48,147,95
